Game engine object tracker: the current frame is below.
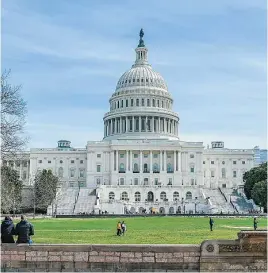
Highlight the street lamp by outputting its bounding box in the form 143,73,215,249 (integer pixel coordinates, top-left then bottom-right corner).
195,197,198,214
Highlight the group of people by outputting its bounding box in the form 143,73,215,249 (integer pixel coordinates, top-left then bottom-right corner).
116,221,127,236
1,215,34,244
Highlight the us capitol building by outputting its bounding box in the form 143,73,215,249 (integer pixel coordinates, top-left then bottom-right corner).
5,30,258,215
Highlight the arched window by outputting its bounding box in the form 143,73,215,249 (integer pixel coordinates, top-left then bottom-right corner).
144,163,148,173
117,101,119,108
121,100,123,108
186,191,192,200
121,191,128,200
120,178,124,185
141,118,145,131
222,168,226,178
152,99,155,107
162,101,164,108
126,99,128,107
142,98,145,106
147,99,150,106
135,192,141,202
157,100,160,107
160,191,166,200
153,163,159,173
119,163,125,173
173,191,179,201
147,191,154,202
58,167,63,178
167,163,173,173
144,178,149,185
133,163,139,172
109,192,115,200
136,99,139,106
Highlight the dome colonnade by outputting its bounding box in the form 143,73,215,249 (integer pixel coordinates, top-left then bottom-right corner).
103,29,179,140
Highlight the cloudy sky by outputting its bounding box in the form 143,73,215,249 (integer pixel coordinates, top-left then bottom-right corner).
2,0,267,149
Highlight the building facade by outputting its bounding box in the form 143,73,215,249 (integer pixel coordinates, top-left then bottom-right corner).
2,30,256,215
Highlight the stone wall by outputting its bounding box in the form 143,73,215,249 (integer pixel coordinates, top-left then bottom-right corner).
1,230,267,272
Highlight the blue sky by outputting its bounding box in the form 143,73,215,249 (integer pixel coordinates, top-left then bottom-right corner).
2,0,267,149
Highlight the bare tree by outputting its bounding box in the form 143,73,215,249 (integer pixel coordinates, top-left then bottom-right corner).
1,70,28,158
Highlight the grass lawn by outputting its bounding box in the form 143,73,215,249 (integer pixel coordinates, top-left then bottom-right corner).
14,216,267,244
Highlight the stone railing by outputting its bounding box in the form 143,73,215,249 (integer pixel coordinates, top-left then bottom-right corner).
1,230,267,272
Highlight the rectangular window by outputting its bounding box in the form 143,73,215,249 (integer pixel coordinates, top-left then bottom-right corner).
48,160,51,164
121,100,123,107
211,161,214,164
69,182,75,187
131,99,134,106
204,171,206,177
222,184,226,188
190,167,194,173
120,154,124,158
167,154,171,158
134,178,139,185
154,178,158,185
168,178,172,185
211,171,215,177
126,100,128,107
70,169,75,177
136,99,139,106
97,154,101,158
203,161,205,164
134,154,138,158
38,160,42,163
242,161,245,164
147,99,150,106
80,170,84,178
144,154,148,158
71,160,75,164
97,165,101,172
142,98,145,106
191,179,194,185
80,160,84,164
233,161,237,164
233,170,237,178
153,154,158,158
190,154,194,158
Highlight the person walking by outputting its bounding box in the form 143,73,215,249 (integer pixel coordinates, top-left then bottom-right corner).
1,216,15,243
15,215,34,244
121,221,127,235
209,217,214,231
253,217,258,231
116,221,122,236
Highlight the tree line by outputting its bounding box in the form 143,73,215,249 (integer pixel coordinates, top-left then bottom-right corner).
243,162,267,212
1,166,59,215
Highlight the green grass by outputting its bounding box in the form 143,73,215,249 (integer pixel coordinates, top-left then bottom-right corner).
14,217,267,244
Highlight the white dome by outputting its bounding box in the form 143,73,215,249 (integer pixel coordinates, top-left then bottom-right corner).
115,65,168,91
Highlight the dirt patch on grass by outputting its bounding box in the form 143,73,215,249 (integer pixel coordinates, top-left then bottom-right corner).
221,225,251,229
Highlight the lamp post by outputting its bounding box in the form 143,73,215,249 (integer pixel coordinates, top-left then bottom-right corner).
181,197,185,214
195,197,198,214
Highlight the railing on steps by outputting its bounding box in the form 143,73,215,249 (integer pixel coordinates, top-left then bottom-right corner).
230,199,239,213
218,187,228,202
73,188,80,214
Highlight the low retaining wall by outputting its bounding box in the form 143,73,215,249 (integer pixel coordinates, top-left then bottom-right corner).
1,231,267,272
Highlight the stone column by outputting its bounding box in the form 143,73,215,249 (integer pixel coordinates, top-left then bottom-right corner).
178,151,181,171
152,117,155,132
140,150,143,172
145,116,148,132
130,150,133,172
164,118,166,133
160,150,162,172
126,150,129,172
150,150,153,173
126,117,128,133
174,151,177,172
158,118,161,133
116,150,119,172
139,116,141,132
110,151,114,172
164,151,167,171
132,116,134,132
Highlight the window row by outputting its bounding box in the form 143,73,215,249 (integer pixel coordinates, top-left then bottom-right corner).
204,169,240,178
58,167,85,178
203,160,246,165
111,98,172,110
2,160,28,167
38,159,85,164
118,163,174,173
108,191,193,201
